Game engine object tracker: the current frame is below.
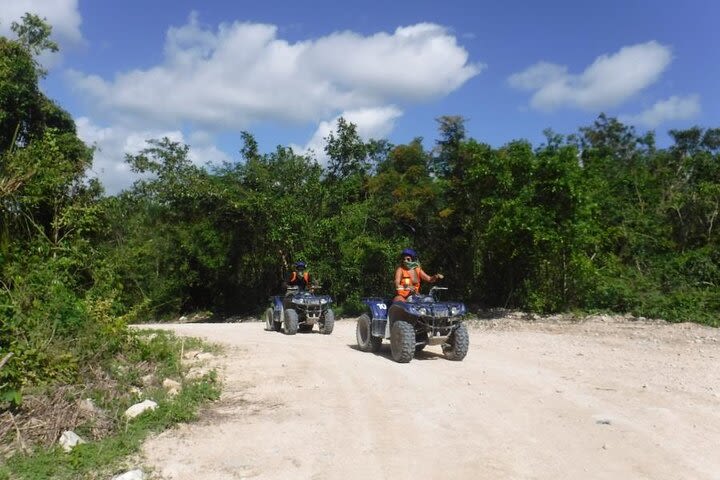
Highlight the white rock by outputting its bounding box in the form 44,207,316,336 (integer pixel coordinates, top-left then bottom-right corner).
195,352,214,361
77,398,98,413
186,364,215,380
141,373,155,386
124,400,158,419
163,378,182,396
163,378,181,390
113,469,145,480
183,350,200,360
59,430,86,452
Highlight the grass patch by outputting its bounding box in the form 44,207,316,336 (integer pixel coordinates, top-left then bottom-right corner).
0,331,221,480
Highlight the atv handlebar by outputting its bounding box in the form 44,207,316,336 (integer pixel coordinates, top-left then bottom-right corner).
429,286,448,300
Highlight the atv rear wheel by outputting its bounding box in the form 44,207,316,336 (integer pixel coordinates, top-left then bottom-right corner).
272,309,282,331
264,308,274,331
283,309,299,335
390,320,415,363
320,309,335,334
442,323,469,361
356,314,382,352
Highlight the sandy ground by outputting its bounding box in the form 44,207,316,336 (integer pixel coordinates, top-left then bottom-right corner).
137,316,720,480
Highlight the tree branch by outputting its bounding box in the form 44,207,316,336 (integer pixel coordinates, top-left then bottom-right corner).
0,352,13,371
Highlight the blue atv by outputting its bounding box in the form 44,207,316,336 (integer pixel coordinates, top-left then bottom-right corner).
265,286,335,335
356,287,469,363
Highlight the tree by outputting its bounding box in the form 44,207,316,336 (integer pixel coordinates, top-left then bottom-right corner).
0,17,122,405
433,115,467,177
325,117,368,180
0,37,41,150
1,21,92,250
11,13,59,54
239,131,259,162
11,13,59,76
370,139,436,230
1,16,75,152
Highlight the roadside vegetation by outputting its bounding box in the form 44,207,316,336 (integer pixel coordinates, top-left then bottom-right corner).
0,328,220,479
0,13,717,476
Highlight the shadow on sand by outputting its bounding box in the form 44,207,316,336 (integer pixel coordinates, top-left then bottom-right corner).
346,344,445,362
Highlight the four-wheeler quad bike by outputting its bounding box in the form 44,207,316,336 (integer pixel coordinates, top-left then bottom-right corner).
356,286,469,363
265,286,334,335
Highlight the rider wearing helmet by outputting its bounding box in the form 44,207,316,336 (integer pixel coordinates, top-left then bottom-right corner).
393,248,443,302
287,261,311,291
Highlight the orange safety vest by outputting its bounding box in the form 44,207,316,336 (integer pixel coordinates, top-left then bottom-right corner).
397,267,421,298
289,271,310,284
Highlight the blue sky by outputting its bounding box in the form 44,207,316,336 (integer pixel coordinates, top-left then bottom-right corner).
1,0,718,193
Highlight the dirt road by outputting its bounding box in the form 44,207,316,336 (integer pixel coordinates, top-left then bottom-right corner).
139,316,720,480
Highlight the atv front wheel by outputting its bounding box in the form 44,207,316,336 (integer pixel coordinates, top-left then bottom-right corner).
356,314,382,352
390,320,415,363
320,309,335,334
442,323,469,361
284,309,299,335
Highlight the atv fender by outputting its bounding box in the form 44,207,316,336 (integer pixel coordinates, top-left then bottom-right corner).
272,296,285,311
361,297,389,338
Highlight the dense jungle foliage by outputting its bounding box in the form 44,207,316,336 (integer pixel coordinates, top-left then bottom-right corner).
1,17,718,405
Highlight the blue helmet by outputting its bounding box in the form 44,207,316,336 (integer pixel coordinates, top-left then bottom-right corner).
400,248,417,259
294,261,306,270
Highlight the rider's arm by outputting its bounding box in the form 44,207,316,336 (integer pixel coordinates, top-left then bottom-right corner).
419,269,443,283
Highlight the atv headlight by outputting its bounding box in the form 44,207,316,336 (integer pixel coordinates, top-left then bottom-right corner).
450,306,460,316
417,307,428,316
320,298,327,304
295,298,304,304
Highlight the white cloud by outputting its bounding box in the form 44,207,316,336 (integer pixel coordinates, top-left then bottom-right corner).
76,117,230,194
292,106,403,163
622,95,701,128
0,0,82,43
508,62,568,90
67,14,482,131
68,15,479,192
509,41,672,111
